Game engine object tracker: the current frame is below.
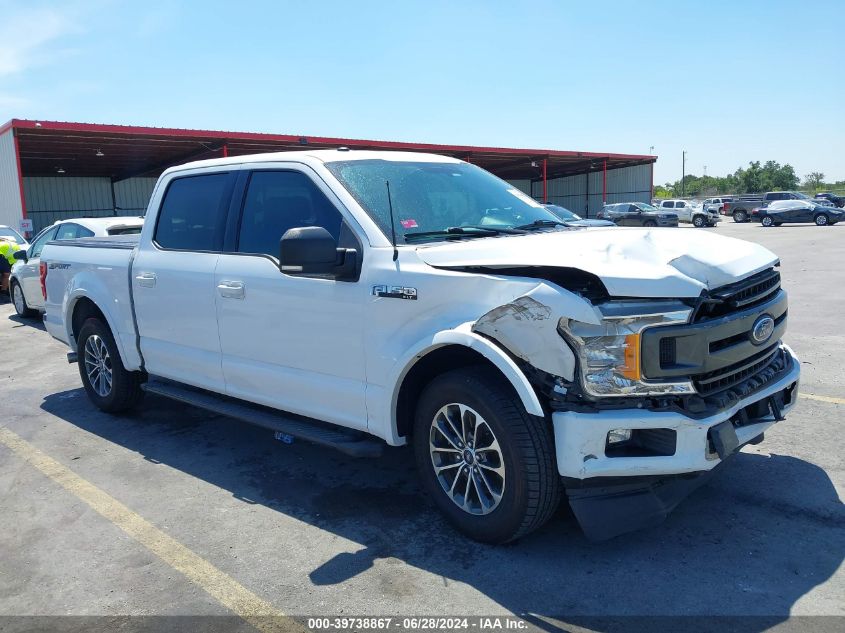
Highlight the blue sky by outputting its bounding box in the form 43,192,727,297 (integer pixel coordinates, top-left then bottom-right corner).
1,0,843,184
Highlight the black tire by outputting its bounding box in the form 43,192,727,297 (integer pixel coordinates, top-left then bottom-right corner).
77,318,144,413
692,215,706,228
761,216,774,227
814,213,829,226
412,366,560,544
643,220,657,227
733,210,748,223
10,280,36,318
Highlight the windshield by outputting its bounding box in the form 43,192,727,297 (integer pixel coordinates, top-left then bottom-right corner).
0,227,26,243
543,205,581,221
325,160,562,242
795,192,811,200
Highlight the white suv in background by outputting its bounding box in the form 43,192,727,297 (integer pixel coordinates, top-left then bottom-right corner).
10,217,144,317
656,199,719,227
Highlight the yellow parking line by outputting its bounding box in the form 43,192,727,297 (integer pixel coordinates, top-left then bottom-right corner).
0,426,300,633
800,393,845,405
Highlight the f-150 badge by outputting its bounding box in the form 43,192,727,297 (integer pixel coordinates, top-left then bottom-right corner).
373,285,418,300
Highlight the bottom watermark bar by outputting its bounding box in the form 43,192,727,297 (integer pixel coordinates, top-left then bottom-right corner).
0,616,844,633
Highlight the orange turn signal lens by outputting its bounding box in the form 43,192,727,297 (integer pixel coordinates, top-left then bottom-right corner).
617,333,641,381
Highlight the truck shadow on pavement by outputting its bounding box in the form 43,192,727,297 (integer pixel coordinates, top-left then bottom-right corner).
42,390,844,631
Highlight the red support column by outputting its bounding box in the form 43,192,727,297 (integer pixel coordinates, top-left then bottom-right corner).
542,159,548,203
12,129,28,236
650,161,654,200
222,143,229,158
602,159,607,205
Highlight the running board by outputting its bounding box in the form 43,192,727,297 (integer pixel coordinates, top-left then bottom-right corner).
141,378,383,458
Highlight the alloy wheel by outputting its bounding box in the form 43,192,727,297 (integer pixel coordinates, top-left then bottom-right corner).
12,284,25,314
84,334,113,397
429,403,505,515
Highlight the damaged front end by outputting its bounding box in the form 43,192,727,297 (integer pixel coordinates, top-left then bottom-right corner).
465,265,801,541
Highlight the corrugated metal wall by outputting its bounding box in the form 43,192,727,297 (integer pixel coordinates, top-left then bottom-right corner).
0,130,24,231
23,176,156,232
527,163,652,217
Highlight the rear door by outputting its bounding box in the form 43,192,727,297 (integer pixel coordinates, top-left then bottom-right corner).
132,169,236,392
213,166,368,430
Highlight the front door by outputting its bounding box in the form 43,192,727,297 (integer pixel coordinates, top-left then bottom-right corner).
132,170,236,392
214,167,368,430
19,226,57,309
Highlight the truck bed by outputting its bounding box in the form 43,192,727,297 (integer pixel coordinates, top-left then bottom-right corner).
40,237,142,371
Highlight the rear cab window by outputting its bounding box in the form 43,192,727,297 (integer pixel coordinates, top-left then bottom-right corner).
154,173,234,251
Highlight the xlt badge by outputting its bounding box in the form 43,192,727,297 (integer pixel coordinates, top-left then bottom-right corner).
373,285,418,300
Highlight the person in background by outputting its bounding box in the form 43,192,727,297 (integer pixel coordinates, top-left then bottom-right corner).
0,236,23,301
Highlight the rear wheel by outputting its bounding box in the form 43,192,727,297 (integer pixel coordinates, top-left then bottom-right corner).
77,318,144,412
733,210,748,223
10,281,36,318
761,216,774,227
814,213,829,226
413,367,560,544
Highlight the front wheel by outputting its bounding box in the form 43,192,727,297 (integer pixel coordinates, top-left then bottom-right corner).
10,281,36,318
814,213,829,226
413,367,560,544
733,210,748,223
643,220,657,227
761,216,774,227
77,318,144,413
692,215,706,228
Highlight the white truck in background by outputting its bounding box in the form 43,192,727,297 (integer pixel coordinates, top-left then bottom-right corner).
40,150,800,543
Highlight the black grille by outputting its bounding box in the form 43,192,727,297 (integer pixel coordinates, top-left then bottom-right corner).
693,344,780,396
659,338,676,368
695,268,781,322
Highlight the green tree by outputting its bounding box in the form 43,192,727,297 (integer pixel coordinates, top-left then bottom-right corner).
803,172,825,191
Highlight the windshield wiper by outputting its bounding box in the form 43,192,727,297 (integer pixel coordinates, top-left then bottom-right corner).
512,219,567,231
404,226,525,242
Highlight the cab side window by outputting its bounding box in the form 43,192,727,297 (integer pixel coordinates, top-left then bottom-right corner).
237,170,344,258
55,223,81,240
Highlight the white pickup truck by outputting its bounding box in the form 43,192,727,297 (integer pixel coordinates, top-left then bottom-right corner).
41,150,800,543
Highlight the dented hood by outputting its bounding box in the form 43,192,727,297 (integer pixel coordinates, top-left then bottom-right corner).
416,228,778,298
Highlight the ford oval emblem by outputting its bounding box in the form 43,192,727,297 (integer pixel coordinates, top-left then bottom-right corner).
750,314,775,345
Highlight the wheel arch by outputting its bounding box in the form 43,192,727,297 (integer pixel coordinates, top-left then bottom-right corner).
66,293,132,367
389,326,545,444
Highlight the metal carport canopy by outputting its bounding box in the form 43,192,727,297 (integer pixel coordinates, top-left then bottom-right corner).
2,118,655,184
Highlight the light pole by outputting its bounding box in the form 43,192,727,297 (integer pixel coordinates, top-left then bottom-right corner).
649,145,654,155
682,151,687,197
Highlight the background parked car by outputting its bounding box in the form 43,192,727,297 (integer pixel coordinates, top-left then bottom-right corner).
656,199,719,227
703,197,733,215
0,225,30,250
542,204,616,227
10,217,143,317
757,200,844,227
724,191,813,223
598,202,678,227
814,192,843,208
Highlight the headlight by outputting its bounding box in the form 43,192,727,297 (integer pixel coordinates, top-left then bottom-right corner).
559,302,695,398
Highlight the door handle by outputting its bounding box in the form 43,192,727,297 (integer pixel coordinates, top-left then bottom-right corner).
217,280,245,299
135,272,157,288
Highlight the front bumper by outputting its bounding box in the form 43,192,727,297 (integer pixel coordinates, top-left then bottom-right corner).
552,344,799,480
553,344,799,540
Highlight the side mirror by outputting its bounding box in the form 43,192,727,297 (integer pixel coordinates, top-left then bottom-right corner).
13,250,27,263
279,226,358,281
